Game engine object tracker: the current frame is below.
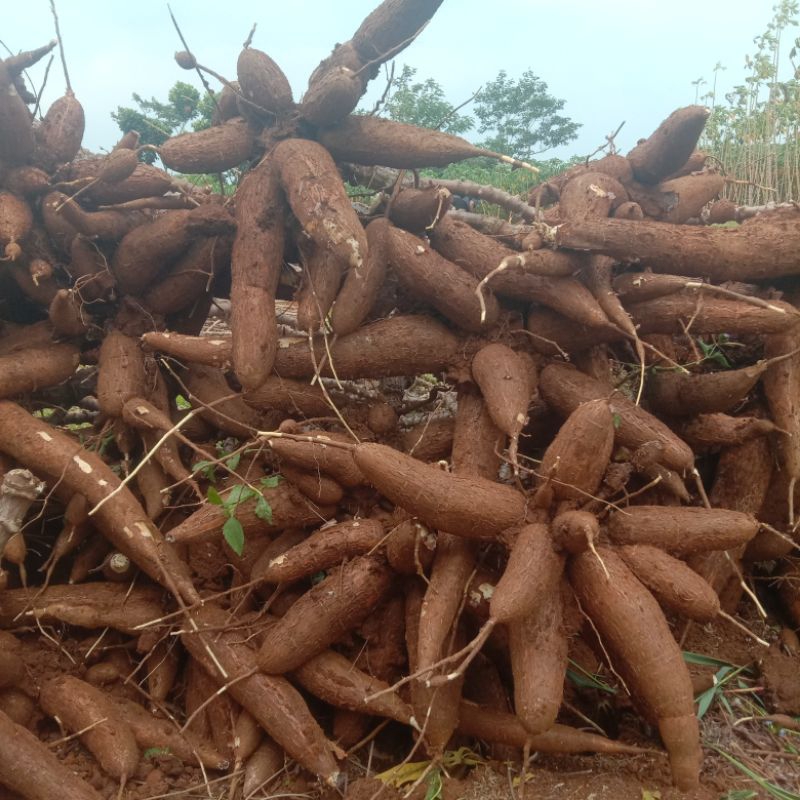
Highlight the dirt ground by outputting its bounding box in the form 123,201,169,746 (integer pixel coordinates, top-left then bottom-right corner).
4,599,798,800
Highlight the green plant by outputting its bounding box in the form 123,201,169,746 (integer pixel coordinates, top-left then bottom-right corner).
206,475,281,555
711,746,800,800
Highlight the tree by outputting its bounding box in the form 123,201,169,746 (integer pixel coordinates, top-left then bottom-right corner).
112,81,216,161
372,65,580,198
473,70,581,161
381,65,473,134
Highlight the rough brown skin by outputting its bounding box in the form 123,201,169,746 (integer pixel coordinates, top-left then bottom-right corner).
112,205,236,295
558,171,627,222
526,307,623,356
471,343,532,445
583,255,638,342
244,740,284,797
144,234,232,315
0,192,33,260
243,375,329,417
254,517,384,584
270,428,364,487
400,416,455,462
0,708,103,800
82,163,174,205
352,0,444,63
556,211,800,282
237,48,294,118
295,234,348,332
569,547,701,790
49,289,89,337
0,343,79,399
626,292,797,337
0,689,35,727
509,579,571,734
551,509,600,555
354,443,527,538
389,186,452,233
451,383,504,480
274,138,367,281
183,363,262,438
293,648,414,724
319,115,496,168
141,330,232,368
280,463,344,505
456,702,651,755
674,413,778,451
165,479,332,546
385,516,436,575
429,216,594,320
300,61,365,128
273,314,461,379
0,63,35,166
0,583,163,634
159,117,255,173
136,456,169,519
230,157,285,390
258,555,394,673
34,93,85,171
607,505,759,556
763,328,800,511
617,544,720,622
539,363,695,472
528,153,633,205
181,603,340,786
0,320,54,356
537,399,615,505
386,222,499,332
39,675,140,781
40,193,79,256
330,216,390,336
113,696,228,769
0,402,197,603
777,560,800,628
59,199,146,241
646,361,771,417
404,576,464,757
613,200,644,219
68,235,115,302
0,648,24,689
647,172,725,223
627,105,710,184
9,259,59,305
96,330,146,418
490,523,564,624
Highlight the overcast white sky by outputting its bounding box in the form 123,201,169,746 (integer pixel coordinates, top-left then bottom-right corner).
3,1,784,160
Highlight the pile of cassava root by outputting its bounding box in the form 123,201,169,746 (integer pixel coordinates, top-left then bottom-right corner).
1,1,799,797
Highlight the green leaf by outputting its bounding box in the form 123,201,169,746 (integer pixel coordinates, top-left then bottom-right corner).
424,769,442,800
225,452,241,471
175,394,191,410
192,460,217,481
260,475,282,488
711,746,800,800
226,484,257,507
144,747,171,759
206,486,224,506
641,791,661,800
682,651,741,670
223,517,245,556
254,496,273,523
612,412,622,429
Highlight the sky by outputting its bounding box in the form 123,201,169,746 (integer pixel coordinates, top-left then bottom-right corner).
3,1,783,161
